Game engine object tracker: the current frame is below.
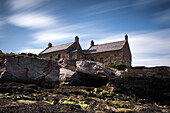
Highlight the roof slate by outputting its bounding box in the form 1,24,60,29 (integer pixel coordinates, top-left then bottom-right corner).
40,42,74,54
87,40,125,54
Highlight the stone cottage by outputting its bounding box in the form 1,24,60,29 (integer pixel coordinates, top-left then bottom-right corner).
39,34,132,67
39,36,84,60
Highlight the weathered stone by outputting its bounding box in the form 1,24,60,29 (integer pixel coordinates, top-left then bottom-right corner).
115,71,125,78
0,56,59,87
58,58,76,71
59,61,112,86
59,68,76,85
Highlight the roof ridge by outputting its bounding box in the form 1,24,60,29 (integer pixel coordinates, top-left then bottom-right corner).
94,40,125,46
52,42,74,47
39,42,75,54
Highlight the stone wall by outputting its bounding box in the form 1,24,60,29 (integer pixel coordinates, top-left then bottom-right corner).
111,67,170,104
86,50,123,64
39,42,83,60
125,66,170,77
39,50,68,60
122,41,132,67
86,41,131,68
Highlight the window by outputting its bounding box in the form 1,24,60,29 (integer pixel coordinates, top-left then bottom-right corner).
58,54,61,59
50,56,52,59
110,56,114,63
69,54,73,59
100,58,104,63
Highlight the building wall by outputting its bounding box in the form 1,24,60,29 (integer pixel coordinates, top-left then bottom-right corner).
39,42,83,60
39,50,68,60
122,41,132,67
70,52,85,60
86,41,132,68
86,50,123,64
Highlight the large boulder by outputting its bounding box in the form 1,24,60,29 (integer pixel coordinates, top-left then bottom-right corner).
59,60,115,86
0,56,59,88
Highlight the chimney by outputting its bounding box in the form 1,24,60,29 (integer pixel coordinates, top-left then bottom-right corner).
48,42,52,48
91,40,94,46
75,36,79,42
125,34,128,41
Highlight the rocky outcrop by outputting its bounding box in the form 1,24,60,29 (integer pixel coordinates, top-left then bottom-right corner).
59,59,115,86
0,56,116,87
0,56,59,88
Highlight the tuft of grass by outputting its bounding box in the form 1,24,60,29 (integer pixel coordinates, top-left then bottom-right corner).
61,100,89,110
17,100,36,104
42,100,54,105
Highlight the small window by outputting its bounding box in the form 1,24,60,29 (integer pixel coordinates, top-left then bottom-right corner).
100,58,104,63
110,56,114,63
69,54,73,59
50,56,52,59
58,54,61,59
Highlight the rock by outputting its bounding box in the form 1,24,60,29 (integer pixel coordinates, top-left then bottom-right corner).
59,68,76,85
115,71,125,78
0,56,116,87
60,60,111,86
0,56,59,88
76,61,115,79
58,58,76,71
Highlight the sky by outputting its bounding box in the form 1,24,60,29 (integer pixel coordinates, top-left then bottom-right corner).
0,0,170,67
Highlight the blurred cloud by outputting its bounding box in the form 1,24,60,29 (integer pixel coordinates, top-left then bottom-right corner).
84,1,131,16
154,9,170,25
133,55,170,67
31,32,75,44
30,22,101,45
7,0,43,11
7,12,58,29
20,49,43,54
132,0,170,8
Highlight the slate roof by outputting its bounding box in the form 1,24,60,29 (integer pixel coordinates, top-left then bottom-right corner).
87,40,126,54
39,42,74,54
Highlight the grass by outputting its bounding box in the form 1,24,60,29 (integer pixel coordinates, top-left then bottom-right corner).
62,100,89,110
42,100,54,105
17,100,36,104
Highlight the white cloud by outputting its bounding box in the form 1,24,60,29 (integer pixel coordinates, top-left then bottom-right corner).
20,49,43,54
133,55,170,67
84,1,131,16
8,0,43,11
154,9,170,25
29,22,100,45
7,12,57,29
31,32,75,44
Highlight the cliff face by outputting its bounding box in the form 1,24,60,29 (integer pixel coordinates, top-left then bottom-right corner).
0,56,60,87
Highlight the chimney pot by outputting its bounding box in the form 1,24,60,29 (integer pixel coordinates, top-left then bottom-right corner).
75,36,79,42
125,34,128,41
48,42,52,48
91,40,94,46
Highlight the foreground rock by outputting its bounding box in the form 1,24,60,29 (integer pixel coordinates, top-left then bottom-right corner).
0,56,115,87
59,59,115,86
0,56,59,87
